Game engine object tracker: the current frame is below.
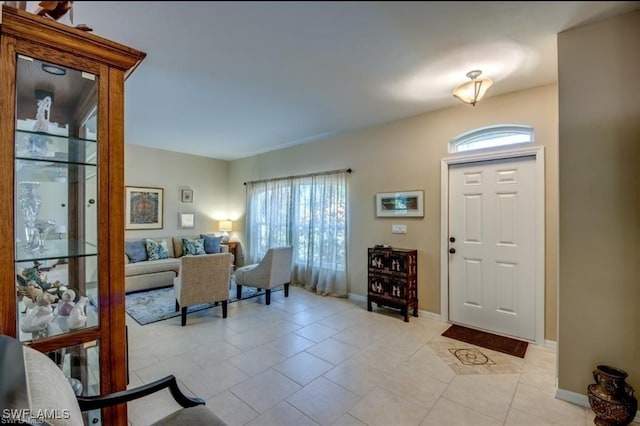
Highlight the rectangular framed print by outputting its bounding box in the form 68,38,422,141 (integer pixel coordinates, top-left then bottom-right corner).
181,189,193,203
125,186,164,229
376,190,424,217
179,212,195,229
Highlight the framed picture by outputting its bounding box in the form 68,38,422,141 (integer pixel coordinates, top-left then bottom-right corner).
376,190,424,217
181,189,193,203
125,186,164,229
179,212,195,229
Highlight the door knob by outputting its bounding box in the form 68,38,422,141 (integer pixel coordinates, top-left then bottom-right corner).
449,237,455,243
449,248,456,254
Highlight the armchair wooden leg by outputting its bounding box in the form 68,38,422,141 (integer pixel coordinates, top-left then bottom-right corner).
222,300,227,318
181,307,187,326
236,284,242,300
265,289,271,305
284,283,289,297
175,300,179,312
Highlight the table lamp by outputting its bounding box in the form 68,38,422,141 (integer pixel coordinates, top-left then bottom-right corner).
218,220,232,242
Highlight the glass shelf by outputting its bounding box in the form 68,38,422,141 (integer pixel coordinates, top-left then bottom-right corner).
15,239,98,263
15,159,96,184
15,129,97,165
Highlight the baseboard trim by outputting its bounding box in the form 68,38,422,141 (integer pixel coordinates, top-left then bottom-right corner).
348,293,366,303
347,295,443,323
556,388,640,423
544,340,557,352
418,309,442,321
556,388,589,408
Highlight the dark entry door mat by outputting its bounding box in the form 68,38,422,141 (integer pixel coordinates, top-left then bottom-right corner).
442,324,529,358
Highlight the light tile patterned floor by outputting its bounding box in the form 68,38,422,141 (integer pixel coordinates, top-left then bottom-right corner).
126,286,604,425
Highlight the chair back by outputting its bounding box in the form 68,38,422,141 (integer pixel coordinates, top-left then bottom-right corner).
2,337,85,425
177,253,232,305
263,246,293,286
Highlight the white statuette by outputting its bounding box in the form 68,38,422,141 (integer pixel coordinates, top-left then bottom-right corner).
67,296,88,329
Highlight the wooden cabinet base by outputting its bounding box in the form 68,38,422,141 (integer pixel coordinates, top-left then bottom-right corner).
367,295,418,322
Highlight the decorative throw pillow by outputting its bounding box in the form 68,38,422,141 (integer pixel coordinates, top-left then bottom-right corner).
125,240,148,263
182,238,206,256
146,239,169,261
200,234,223,254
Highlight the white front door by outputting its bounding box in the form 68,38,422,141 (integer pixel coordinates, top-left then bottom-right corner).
448,156,537,341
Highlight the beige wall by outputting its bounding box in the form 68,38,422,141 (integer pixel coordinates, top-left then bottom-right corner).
125,144,230,239
558,10,640,396
229,84,559,341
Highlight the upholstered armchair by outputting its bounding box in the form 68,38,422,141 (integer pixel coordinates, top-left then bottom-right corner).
0,335,227,425
235,246,293,305
174,253,232,326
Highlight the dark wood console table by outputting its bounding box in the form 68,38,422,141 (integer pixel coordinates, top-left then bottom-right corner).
222,241,239,267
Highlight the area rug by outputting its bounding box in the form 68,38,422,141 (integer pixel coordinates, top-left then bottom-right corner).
125,283,279,326
441,324,529,358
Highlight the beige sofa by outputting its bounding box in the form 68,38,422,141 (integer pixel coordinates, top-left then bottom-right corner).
125,235,230,293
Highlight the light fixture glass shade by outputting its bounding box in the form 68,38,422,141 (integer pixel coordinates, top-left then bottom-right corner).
41,63,66,76
453,70,493,106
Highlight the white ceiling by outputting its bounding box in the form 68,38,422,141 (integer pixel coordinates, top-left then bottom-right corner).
49,1,640,160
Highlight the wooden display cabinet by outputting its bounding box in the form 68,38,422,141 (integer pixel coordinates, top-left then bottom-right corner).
0,6,145,424
367,247,418,322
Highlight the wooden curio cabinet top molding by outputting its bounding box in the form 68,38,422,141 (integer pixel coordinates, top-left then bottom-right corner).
1,6,146,76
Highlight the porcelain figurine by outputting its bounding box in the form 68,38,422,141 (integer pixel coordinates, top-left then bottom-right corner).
21,292,54,334
68,377,83,396
28,96,53,154
54,289,76,317
18,284,42,312
67,296,88,329
33,96,52,133
35,1,71,20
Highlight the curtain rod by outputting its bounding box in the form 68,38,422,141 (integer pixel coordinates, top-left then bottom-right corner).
244,168,352,186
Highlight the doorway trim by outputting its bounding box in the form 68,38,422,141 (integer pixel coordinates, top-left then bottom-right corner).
440,145,545,345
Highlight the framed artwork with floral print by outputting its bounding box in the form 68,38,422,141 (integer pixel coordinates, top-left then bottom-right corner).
125,186,163,229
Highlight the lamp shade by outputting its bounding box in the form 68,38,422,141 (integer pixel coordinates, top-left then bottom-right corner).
218,220,232,232
453,70,493,106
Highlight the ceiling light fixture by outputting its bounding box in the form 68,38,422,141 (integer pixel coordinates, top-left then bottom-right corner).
41,63,66,76
453,70,493,106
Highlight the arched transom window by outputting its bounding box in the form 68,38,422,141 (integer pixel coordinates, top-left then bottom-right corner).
449,125,534,153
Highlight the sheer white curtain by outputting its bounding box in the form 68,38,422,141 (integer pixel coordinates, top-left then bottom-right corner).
245,178,292,264
245,170,348,297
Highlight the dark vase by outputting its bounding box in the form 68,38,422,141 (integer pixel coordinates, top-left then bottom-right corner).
587,365,637,426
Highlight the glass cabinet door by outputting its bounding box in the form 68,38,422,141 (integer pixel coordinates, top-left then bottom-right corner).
13,55,102,424
14,54,99,343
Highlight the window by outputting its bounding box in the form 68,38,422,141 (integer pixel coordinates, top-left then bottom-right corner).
245,170,348,296
450,125,534,153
